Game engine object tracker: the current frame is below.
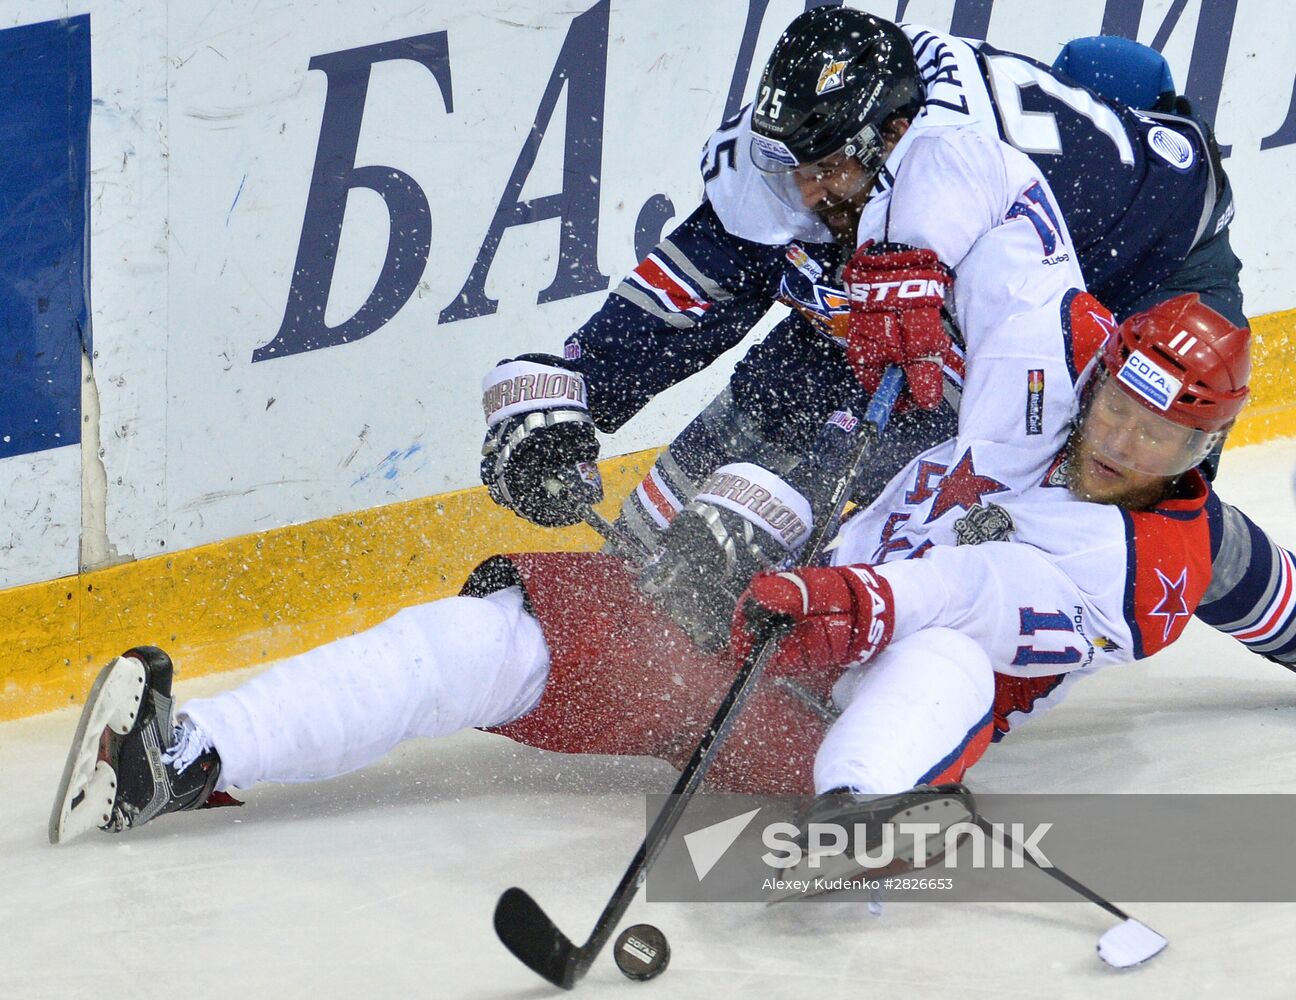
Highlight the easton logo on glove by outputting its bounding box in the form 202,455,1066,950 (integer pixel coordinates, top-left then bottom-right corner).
842,244,954,411
846,278,947,302
730,564,896,693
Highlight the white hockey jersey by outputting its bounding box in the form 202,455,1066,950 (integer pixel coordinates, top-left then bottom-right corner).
825,129,1217,732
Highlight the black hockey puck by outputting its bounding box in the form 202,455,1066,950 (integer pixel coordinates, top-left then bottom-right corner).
613,923,670,981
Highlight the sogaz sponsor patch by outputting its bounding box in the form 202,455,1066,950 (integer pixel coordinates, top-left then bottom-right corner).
1116,350,1182,411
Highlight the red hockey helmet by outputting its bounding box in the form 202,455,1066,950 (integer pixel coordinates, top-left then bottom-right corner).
1102,293,1250,433
1081,294,1251,478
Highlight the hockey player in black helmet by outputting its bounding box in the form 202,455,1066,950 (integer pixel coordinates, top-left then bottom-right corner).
749,7,923,238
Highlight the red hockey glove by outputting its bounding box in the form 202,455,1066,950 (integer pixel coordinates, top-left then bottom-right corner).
731,565,896,690
842,244,953,410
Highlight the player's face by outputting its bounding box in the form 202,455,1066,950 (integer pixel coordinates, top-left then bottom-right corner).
1067,430,1173,509
787,154,870,208
793,121,910,240
793,152,873,235
1066,377,1196,508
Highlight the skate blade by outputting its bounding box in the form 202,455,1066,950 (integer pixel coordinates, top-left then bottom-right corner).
48,656,148,844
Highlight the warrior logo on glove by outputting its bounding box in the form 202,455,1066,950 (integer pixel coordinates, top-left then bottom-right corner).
480,357,604,527
482,367,587,423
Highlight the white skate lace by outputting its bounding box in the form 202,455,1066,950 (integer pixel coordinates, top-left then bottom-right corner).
162,718,214,775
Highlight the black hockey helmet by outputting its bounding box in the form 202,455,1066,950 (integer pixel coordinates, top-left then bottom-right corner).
750,8,923,176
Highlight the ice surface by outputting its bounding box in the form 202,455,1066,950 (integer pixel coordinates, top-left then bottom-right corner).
3,439,1295,999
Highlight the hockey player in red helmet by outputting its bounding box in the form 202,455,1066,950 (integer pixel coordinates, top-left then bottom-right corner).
719,295,1256,903
1067,293,1250,509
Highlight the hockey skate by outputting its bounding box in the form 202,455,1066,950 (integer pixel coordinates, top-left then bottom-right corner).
49,646,224,844
766,783,976,903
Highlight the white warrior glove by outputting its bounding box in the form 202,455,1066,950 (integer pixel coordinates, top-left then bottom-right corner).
480,358,604,527
639,462,814,652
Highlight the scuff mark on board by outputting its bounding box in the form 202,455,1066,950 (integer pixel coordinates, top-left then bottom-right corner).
341,425,371,469
352,443,425,486
225,172,247,226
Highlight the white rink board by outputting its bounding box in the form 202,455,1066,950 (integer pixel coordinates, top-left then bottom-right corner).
147,0,790,556
0,444,80,586
2,0,1294,587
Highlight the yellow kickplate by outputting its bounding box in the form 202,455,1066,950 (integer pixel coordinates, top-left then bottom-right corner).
1230,307,1296,447
0,450,659,722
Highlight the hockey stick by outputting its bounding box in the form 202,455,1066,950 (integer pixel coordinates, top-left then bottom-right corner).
495,367,906,989
972,816,1168,968
581,505,654,565
541,475,654,565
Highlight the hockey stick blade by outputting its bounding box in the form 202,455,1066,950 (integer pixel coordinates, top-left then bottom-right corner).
974,815,1168,969
494,887,582,989
1097,918,1168,969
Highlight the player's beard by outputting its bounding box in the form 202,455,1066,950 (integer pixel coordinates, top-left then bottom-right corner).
1062,427,1177,511
815,200,863,241
813,194,867,242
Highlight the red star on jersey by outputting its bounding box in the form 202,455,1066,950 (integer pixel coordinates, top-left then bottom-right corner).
925,447,1010,523
1150,567,1191,641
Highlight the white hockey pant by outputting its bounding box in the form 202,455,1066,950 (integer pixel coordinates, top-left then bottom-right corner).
179,589,549,790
